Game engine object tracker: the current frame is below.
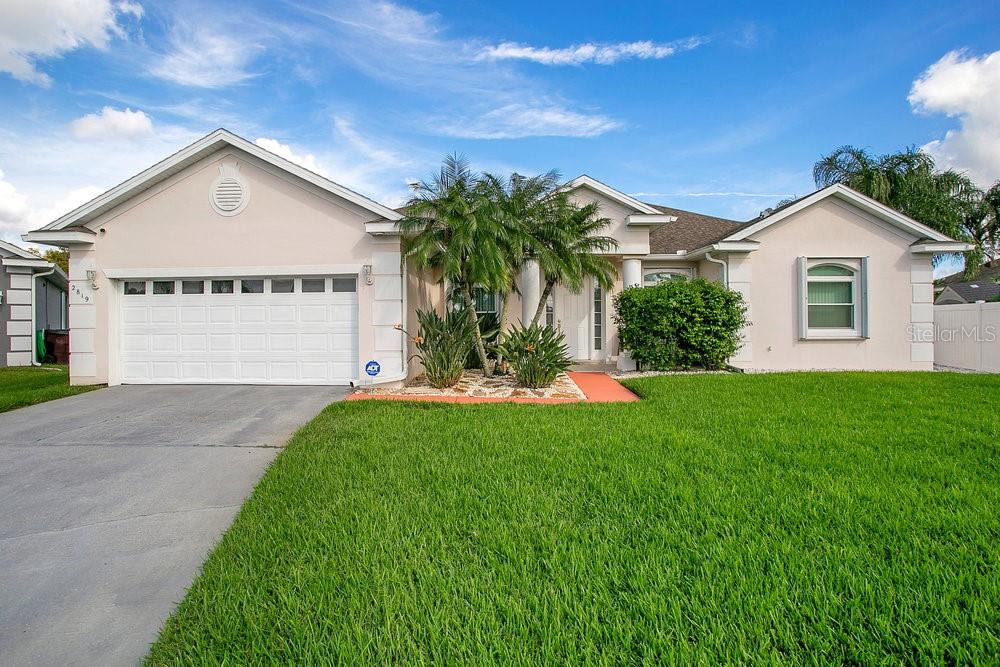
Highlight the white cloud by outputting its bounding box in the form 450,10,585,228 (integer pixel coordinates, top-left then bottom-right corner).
436,103,621,140
302,1,624,140
0,0,141,86
0,170,30,230
256,118,422,207
253,138,327,176
476,37,704,66
150,23,261,88
70,106,153,140
0,168,103,241
909,49,1000,187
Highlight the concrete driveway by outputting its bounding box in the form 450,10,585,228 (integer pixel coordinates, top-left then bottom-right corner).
0,384,348,666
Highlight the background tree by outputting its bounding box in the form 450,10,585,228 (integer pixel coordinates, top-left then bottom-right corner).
529,195,618,326
400,154,512,376
813,145,999,275
27,248,69,273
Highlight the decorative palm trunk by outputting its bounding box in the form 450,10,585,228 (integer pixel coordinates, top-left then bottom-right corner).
461,283,493,376
494,281,512,370
531,279,556,327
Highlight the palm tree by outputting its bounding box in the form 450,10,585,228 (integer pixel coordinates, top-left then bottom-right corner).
479,170,561,366
528,194,618,326
400,155,513,376
955,179,1000,276
812,145,977,268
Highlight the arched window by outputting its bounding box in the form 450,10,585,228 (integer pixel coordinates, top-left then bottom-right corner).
643,270,691,286
806,264,856,330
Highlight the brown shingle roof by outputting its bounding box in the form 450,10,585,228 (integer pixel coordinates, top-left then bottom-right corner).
646,204,745,254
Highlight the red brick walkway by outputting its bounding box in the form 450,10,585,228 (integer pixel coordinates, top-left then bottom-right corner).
567,371,641,403
347,372,638,405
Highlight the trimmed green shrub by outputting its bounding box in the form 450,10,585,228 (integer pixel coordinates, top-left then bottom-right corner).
495,324,572,388
614,278,748,370
410,309,476,388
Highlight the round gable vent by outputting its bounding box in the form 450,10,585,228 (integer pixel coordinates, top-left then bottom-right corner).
210,161,250,216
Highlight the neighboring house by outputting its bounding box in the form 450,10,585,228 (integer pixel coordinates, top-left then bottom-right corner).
935,264,1000,304
23,129,971,386
0,241,68,366
935,282,1000,304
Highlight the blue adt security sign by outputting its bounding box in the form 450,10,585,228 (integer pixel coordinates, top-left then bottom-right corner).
364,360,381,377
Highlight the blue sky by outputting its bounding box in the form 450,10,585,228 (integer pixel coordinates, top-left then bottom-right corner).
1,0,998,276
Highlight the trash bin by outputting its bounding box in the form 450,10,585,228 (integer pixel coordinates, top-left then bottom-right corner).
44,329,70,365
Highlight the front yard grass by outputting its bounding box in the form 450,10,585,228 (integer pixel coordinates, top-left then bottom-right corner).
148,372,1000,664
0,365,99,413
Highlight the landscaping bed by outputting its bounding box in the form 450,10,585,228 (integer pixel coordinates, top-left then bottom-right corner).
353,369,586,400
147,372,1000,664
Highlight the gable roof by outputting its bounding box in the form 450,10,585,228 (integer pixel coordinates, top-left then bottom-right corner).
725,183,956,243
646,205,744,254
936,280,1000,304
0,239,44,260
36,128,402,232
558,175,661,215
938,262,1000,286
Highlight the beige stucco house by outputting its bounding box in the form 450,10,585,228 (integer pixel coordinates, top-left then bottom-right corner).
23,129,971,386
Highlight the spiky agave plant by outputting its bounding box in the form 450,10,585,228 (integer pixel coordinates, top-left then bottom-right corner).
495,323,572,388
406,309,476,388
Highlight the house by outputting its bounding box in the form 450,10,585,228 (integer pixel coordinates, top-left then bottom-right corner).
935,264,1000,304
935,282,1000,305
22,129,971,386
0,241,68,366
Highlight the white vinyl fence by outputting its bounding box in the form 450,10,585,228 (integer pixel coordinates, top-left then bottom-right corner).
934,302,1000,372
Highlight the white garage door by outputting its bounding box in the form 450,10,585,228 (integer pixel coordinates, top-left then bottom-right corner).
118,276,358,384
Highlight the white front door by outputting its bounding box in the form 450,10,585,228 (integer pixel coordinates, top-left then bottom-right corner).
555,280,605,361
117,276,358,384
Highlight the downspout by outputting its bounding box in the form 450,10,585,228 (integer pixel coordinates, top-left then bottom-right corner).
30,265,57,366
704,251,728,287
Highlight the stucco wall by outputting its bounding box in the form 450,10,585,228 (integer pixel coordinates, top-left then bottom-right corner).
3,266,34,366
734,198,930,370
566,187,650,255
67,147,403,385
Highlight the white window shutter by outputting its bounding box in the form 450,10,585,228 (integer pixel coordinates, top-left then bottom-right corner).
860,256,870,338
797,256,808,339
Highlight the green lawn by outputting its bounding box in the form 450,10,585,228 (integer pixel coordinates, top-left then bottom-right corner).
148,373,1000,665
0,365,99,413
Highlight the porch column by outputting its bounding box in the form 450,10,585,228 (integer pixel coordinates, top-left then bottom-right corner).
623,257,642,288
617,257,644,371
519,259,540,325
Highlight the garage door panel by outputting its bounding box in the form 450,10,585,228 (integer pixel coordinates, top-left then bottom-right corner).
119,275,359,385
150,307,177,324
270,362,298,380
122,334,149,352
151,362,179,380
239,361,267,380
122,308,148,324
209,362,237,380
180,334,208,351
299,305,327,322
210,306,236,323
270,333,297,352
151,334,177,352
180,307,206,323
239,305,266,323
300,333,327,351
269,305,297,322
239,334,267,352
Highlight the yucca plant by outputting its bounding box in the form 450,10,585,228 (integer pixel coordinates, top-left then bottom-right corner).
407,309,475,388
495,324,572,388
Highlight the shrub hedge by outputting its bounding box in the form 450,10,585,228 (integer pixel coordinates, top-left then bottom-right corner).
614,278,748,370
